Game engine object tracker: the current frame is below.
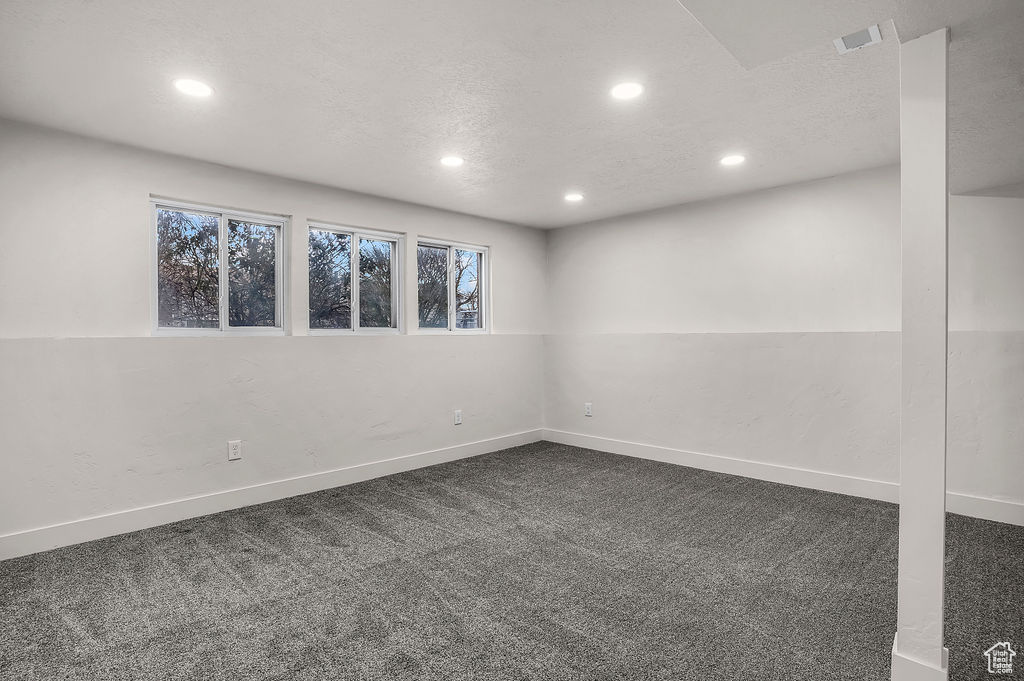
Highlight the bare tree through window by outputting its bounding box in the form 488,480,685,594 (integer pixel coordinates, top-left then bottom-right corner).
156,208,220,328
417,243,484,330
454,249,481,329
227,220,277,327
309,230,352,329
358,238,393,328
418,245,448,328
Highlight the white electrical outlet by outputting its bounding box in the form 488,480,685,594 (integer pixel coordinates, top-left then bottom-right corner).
454,409,463,425
227,440,242,461
584,402,593,417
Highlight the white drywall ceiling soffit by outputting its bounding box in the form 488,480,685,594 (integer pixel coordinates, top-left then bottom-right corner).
678,0,897,68
677,0,1020,67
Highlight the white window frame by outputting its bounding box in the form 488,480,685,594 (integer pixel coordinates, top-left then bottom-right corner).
150,198,287,336
416,238,489,334
307,222,404,335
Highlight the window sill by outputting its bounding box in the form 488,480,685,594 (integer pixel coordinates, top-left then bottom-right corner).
307,328,403,336
416,328,490,335
153,327,286,337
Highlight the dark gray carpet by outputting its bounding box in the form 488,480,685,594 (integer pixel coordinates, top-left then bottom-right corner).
0,441,1020,680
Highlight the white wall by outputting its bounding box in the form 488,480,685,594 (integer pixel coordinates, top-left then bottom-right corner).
3,121,1022,558
545,166,1024,522
946,196,1024,517
0,120,547,338
949,195,1024,331
547,167,901,335
0,119,546,553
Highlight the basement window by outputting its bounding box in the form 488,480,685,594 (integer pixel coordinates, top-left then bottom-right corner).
153,201,285,334
308,223,402,333
417,240,487,332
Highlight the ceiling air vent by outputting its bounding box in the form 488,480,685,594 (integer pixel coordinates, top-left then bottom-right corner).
833,24,882,55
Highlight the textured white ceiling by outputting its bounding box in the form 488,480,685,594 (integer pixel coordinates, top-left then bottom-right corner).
0,1,1021,228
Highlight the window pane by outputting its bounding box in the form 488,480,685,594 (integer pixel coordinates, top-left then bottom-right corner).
309,230,352,329
156,208,220,328
417,245,448,328
358,238,393,328
228,220,277,327
454,249,482,329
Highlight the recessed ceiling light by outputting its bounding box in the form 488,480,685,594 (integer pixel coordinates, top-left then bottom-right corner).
564,192,584,203
173,78,213,97
440,156,464,167
720,154,746,166
610,82,644,100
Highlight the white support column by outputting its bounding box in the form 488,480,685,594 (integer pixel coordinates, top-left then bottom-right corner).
891,27,950,681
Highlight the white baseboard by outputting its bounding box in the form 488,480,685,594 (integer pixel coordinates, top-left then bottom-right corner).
542,429,1024,526
5,429,1018,562
543,428,899,502
946,491,1024,526
0,429,543,561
